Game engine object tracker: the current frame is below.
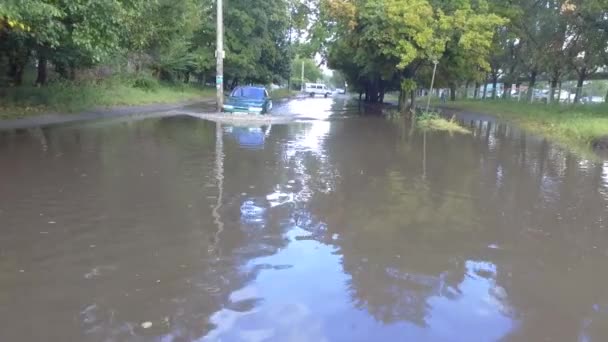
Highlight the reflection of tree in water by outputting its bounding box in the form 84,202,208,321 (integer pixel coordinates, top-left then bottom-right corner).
31,117,295,341
291,119,490,326
466,119,608,341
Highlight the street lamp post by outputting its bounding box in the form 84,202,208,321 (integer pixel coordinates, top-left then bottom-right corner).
301,61,304,92
425,60,439,114
216,0,224,111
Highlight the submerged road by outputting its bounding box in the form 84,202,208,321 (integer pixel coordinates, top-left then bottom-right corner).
1,95,608,341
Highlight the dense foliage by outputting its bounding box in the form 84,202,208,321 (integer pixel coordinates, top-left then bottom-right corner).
2,0,607,107
320,0,608,107
0,0,315,88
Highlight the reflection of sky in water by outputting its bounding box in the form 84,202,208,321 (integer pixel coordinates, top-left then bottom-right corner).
278,97,335,119
295,121,331,154
206,226,515,342
205,113,520,341
601,162,608,202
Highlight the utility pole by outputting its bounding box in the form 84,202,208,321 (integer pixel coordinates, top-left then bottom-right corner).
287,8,292,92
301,61,304,91
425,60,439,113
216,0,224,111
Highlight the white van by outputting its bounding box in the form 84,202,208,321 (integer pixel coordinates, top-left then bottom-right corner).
304,83,332,98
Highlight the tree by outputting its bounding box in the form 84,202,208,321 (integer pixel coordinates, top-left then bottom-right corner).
324,0,502,111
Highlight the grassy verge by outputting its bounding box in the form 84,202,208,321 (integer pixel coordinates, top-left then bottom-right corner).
270,88,297,100
0,77,214,120
442,100,608,148
417,111,470,134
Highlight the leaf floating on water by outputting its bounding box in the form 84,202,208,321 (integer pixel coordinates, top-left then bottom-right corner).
141,321,153,329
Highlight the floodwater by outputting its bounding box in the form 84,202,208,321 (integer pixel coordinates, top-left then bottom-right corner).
1,97,608,342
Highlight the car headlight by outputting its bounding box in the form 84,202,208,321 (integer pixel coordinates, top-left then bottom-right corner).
223,104,234,109
248,107,263,112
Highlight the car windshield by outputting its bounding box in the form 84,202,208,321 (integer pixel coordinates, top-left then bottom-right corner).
231,87,265,99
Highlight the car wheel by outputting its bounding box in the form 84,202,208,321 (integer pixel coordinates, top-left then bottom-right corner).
309,93,315,97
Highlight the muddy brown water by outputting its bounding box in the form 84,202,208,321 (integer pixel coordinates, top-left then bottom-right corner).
1,97,608,341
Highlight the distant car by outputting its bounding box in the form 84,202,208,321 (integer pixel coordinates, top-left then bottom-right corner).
335,88,346,94
304,83,332,98
223,86,273,114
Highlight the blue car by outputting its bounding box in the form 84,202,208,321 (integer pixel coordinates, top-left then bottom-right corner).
222,86,273,114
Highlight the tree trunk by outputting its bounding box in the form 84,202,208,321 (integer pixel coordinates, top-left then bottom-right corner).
69,62,76,81
549,70,559,104
9,58,26,86
491,74,498,99
230,77,238,90
184,72,190,84
463,81,469,99
36,55,48,86
574,67,586,104
366,80,380,103
408,89,416,112
527,69,537,103
557,81,562,102
14,62,25,86
502,82,511,99
450,85,456,101
482,76,488,99
474,82,479,99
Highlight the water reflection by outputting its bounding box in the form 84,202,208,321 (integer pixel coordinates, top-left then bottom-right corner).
1,102,608,341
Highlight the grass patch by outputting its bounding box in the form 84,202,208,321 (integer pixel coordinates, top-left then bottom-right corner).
442,100,608,149
270,88,297,100
417,111,470,134
0,76,215,120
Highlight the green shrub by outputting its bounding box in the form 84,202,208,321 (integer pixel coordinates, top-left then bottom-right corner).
132,76,160,91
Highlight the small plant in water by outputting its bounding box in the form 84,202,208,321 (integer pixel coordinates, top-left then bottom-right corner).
417,110,469,134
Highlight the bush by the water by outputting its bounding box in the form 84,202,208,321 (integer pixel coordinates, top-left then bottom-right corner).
132,76,160,91
416,110,470,134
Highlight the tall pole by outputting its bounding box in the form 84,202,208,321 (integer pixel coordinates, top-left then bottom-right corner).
216,0,224,111
287,9,292,92
425,60,438,113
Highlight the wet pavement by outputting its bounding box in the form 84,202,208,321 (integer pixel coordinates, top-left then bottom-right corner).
1,97,608,341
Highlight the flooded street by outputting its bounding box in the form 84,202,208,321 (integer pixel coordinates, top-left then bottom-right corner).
2,97,608,341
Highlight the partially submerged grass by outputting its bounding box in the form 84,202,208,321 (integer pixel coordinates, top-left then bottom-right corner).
0,77,214,120
417,111,470,134
443,100,608,149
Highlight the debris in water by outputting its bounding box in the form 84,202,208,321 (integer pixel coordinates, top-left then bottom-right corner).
141,321,153,329
48,221,56,224
19,270,25,273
